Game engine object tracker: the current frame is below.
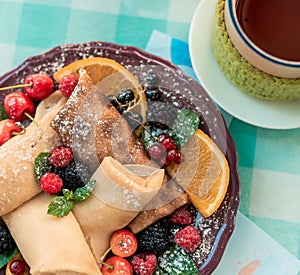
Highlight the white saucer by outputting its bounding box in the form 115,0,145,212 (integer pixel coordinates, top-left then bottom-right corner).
189,0,300,130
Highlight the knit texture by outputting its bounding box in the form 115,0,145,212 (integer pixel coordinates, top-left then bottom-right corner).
212,0,300,101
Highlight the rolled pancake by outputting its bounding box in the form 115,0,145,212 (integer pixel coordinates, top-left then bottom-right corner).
51,69,151,172
3,193,102,275
0,91,67,216
72,157,164,261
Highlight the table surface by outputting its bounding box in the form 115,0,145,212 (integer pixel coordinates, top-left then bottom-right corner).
0,0,299,273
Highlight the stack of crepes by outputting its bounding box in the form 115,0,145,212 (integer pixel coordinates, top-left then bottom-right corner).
0,68,190,274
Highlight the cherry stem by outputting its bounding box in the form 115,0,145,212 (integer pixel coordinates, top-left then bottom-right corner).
24,112,42,146
0,83,32,91
97,242,123,268
101,261,114,271
11,122,26,136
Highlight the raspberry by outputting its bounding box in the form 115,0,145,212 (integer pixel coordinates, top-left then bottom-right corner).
132,253,157,275
50,146,73,168
59,75,78,98
40,172,63,195
174,226,201,252
169,207,192,225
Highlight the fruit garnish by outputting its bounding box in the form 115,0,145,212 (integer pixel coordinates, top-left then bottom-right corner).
174,226,201,253
101,256,133,275
49,145,73,168
109,229,138,258
33,152,52,182
136,220,172,254
0,220,16,256
169,206,192,225
58,75,78,98
47,180,96,217
0,119,25,146
132,252,157,275
5,253,30,275
172,128,230,218
4,92,35,122
24,74,54,101
8,259,26,275
154,246,198,274
39,172,63,195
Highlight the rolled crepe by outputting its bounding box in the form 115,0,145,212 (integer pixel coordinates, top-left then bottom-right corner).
51,69,151,172
0,91,67,216
72,156,164,261
3,193,102,275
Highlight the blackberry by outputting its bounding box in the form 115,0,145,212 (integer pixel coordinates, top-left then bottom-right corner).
55,160,90,192
136,219,172,254
0,220,16,255
146,101,178,129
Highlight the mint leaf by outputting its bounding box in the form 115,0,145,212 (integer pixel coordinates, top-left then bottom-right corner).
62,189,74,201
171,109,199,147
155,246,198,274
47,196,73,217
34,152,52,183
73,180,96,202
0,247,19,268
0,105,9,121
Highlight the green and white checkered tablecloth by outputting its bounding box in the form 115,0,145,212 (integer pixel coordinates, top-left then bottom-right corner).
0,0,299,274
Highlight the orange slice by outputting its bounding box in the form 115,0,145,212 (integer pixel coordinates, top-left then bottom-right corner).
167,128,230,218
54,57,147,132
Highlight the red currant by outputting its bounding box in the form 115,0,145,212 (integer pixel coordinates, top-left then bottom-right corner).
148,143,166,162
161,137,177,151
0,119,23,146
4,92,35,121
167,149,184,164
9,259,26,275
59,75,78,98
24,74,54,101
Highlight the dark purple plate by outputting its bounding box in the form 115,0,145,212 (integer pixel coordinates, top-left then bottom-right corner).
0,41,240,274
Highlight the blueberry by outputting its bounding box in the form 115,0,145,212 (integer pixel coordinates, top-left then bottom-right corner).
145,73,160,87
117,89,135,104
107,95,119,108
118,105,128,114
145,88,161,101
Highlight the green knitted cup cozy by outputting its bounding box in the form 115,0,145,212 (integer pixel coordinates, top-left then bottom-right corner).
211,0,300,101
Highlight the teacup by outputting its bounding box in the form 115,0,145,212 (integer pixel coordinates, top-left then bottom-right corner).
224,0,300,78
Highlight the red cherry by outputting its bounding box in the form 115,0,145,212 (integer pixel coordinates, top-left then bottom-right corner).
101,256,133,275
9,259,27,275
110,229,138,258
24,74,54,100
4,92,35,121
0,119,23,146
59,75,78,98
